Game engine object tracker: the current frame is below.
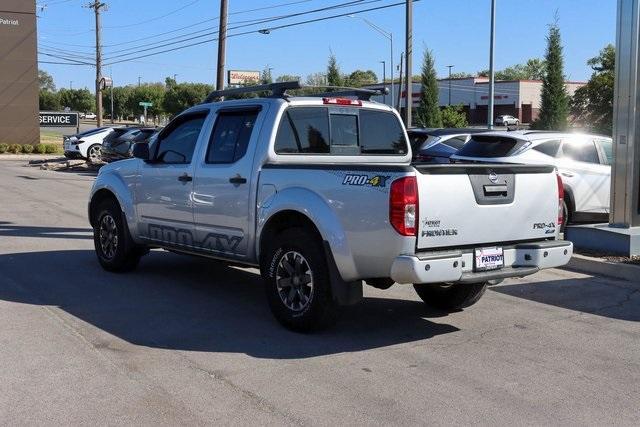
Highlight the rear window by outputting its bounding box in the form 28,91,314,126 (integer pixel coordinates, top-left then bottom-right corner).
274,106,407,155
532,139,561,157
456,135,529,158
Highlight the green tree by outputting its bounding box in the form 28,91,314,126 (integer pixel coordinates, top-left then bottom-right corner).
327,53,342,86
415,48,442,128
533,21,569,130
477,58,546,80
38,69,56,91
104,85,135,119
570,44,615,135
449,72,473,79
127,83,165,117
39,89,61,111
165,76,177,89
260,66,273,84
163,82,214,116
58,88,95,112
344,69,377,87
441,104,468,128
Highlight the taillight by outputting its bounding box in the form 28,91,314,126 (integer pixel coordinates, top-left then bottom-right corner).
390,176,418,236
556,171,564,226
322,97,362,106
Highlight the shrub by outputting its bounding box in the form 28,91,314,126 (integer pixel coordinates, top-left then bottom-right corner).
21,144,34,154
44,144,59,154
8,144,21,154
0,143,7,154
34,143,47,154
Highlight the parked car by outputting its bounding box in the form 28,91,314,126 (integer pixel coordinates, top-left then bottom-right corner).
452,130,613,228
63,127,114,161
83,112,97,120
494,115,519,127
408,128,489,163
88,82,572,331
101,127,157,163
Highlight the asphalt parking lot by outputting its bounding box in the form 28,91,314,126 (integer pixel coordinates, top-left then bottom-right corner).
0,160,638,425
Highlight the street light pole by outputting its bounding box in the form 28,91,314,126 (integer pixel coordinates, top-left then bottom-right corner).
488,0,496,129
110,68,114,124
380,61,386,105
405,0,413,127
447,65,454,105
347,15,394,109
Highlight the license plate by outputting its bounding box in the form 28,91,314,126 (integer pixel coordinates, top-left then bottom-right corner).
474,247,504,271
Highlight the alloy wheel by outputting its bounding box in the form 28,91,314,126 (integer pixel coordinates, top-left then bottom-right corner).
99,214,118,260
275,251,314,311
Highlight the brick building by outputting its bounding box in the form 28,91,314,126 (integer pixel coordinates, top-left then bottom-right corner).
368,77,585,125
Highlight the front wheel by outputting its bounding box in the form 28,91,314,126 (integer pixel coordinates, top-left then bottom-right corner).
93,199,145,272
413,282,487,311
261,227,337,332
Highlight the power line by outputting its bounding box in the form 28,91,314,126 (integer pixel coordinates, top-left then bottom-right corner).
101,0,373,59
103,0,411,66
103,0,201,29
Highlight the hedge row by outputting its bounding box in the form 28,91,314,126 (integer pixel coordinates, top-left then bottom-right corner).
0,143,60,154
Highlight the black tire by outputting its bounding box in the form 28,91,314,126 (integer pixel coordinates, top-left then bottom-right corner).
261,227,337,332
413,282,487,311
87,144,102,163
93,198,144,272
561,196,573,232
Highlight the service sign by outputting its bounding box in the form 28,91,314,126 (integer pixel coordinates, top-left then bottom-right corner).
228,70,260,85
39,111,78,127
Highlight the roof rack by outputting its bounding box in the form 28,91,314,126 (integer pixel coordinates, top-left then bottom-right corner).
203,81,302,103
202,81,389,103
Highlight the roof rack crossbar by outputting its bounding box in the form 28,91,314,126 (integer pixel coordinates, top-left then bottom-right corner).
203,81,302,103
202,81,390,103
308,86,389,101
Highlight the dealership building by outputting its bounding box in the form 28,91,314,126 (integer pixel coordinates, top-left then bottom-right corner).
369,77,585,125
0,1,38,145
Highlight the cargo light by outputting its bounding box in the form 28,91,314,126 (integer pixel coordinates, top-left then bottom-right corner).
322,97,362,106
390,176,418,236
556,171,564,226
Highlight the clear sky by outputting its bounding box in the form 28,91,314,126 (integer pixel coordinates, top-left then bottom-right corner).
36,0,616,91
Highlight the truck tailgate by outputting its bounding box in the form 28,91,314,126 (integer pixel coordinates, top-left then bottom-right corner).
415,164,559,250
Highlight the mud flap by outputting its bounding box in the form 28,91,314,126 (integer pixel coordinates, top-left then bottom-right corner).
323,241,363,306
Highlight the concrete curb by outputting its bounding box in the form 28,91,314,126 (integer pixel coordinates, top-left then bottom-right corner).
564,254,640,283
0,154,64,161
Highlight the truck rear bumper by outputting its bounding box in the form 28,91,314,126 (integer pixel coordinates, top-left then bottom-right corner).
390,240,573,284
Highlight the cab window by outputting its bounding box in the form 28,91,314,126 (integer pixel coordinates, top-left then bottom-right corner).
155,114,206,164
206,110,258,163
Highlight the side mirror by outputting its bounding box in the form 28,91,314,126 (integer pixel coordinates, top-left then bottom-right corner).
132,142,150,161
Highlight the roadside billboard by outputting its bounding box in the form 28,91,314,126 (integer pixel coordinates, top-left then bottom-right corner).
228,70,260,85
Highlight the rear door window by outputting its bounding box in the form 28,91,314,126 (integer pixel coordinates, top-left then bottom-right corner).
274,106,407,155
561,139,600,164
597,138,613,164
456,135,528,158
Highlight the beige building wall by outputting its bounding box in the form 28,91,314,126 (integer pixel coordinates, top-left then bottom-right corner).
0,1,38,145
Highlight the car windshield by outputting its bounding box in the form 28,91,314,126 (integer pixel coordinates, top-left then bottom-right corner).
456,135,529,158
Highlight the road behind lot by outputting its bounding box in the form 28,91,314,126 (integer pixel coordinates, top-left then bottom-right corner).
0,160,638,425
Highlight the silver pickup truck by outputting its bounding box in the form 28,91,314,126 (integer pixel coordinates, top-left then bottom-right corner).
88,82,573,331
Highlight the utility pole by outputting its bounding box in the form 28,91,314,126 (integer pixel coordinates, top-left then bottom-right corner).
88,1,106,127
404,0,413,127
138,76,141,87
380,60,386,105
397,52,404,111
216,0,228,92
70,81,73,90
447,65,454,105
488,0,496,129
110,68,114,124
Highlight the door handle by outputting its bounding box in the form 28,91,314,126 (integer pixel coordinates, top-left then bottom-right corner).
561,172,575,178
229,175,247,185
178,173,193,182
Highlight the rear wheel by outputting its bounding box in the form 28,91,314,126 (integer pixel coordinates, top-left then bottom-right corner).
561,196,573,231
87,144,102,163
261,227,337,332
413,282,487,311
93,198,145,272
